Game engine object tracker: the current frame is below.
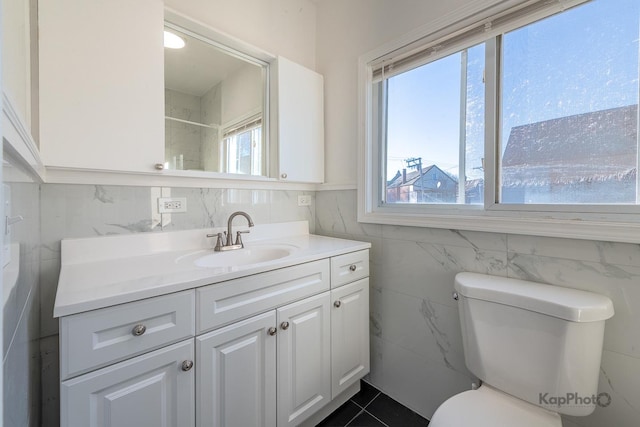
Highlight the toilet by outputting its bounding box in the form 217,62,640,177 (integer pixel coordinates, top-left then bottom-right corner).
430,272,614,426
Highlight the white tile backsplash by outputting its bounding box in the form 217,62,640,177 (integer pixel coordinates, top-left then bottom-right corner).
381,341,474,418
3,177,41,426
507,252,640,360
565,350,640,427
380,289,468,376
383,224,508,252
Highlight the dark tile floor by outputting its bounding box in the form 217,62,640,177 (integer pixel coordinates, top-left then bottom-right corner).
316,381,429,427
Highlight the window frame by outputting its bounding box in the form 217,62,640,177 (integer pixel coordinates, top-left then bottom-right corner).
357,0,640,243
220,115,264,176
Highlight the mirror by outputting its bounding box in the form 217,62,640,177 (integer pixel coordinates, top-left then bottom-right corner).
163,23,269,176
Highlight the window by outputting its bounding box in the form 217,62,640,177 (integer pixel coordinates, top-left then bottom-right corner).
499,2,639,205
221,116,263,175
381,44,485,205
360,0,640,242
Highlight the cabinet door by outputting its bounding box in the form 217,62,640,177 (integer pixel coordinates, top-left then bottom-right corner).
39,0,165,172
61,339,195,427
196,311,277,427
331,278,370,398
276,56,324,183
277,292,331,427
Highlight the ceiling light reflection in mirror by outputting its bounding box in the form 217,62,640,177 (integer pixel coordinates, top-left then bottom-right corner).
163,31,185,49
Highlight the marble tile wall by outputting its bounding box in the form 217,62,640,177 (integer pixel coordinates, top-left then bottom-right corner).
165,88,205,170
315,189,640,427
3,164,42,426
38,183,315,427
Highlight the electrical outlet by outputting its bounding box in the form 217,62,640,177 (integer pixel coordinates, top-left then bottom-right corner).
158,197,187,213
298,195,312,206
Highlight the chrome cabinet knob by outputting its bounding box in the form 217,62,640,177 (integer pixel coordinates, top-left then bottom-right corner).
181,360,194,371
334,300,342,308
267,327,277,336
154,163,165,170
281,173,288,179
132,324,147,336
452,292,459,301
349,264,357,272
280,321,290,330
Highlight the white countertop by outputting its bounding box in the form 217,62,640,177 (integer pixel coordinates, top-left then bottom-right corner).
54,221,370,317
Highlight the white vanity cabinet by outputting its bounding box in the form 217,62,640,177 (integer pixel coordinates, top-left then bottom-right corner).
61,340,196,427
59,290,197,427
330,250,370,399
58,248,369,427
330,279,370,398
196,311,277,427
277,292,332,426
196,260,331,427
195,293,332,427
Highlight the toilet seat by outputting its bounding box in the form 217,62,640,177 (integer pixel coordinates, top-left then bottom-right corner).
429,385,562,427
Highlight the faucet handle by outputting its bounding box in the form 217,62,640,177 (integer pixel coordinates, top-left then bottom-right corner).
207,232,225,251
235,230,250,247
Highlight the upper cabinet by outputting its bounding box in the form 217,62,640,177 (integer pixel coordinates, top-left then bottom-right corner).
3,0,43,174
274,57,324,183
3,0,35,131
37,1,324,183
39,0,165,172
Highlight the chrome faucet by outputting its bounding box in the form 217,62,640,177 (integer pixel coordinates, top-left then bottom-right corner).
207,211,254,251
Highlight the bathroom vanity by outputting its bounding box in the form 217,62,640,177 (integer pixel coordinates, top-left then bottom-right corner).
54,221,370,426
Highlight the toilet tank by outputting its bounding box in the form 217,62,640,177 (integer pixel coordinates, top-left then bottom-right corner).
455,272,614,417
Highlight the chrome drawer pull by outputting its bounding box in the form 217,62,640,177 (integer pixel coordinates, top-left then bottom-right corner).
349,264,357,272
131,324,147,336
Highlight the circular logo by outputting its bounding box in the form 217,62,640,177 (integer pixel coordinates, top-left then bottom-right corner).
597,392,612,408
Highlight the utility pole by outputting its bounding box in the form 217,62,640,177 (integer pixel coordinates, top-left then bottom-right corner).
405,157,423,202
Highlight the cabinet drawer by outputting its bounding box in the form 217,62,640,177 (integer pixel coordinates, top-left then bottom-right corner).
197,259,330,334
60,290,195,380
331,250,369,288
61,339,195,427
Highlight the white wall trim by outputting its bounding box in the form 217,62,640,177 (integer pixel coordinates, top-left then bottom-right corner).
45,166,318,190
2,92,45,182
358,209,640,243
315,183,356,191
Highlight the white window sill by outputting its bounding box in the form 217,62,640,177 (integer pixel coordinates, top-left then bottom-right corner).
356,206,640,244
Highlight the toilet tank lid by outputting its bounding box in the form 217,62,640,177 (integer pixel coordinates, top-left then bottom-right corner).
455,273,614,322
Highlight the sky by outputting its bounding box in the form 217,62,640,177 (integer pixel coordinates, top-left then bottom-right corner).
385,0,640,181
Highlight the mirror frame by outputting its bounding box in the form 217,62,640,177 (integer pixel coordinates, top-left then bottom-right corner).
164,9,276,179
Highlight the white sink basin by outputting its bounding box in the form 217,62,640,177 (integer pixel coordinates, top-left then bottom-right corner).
178,244,296,269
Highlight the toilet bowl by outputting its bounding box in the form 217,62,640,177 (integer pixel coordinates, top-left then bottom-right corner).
429,272,614,426
430,384,561,427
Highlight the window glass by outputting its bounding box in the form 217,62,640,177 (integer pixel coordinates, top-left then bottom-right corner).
500,0,639,204
382,44,485,204
223,124,262,175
